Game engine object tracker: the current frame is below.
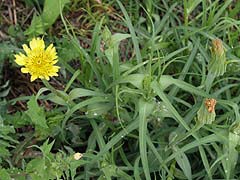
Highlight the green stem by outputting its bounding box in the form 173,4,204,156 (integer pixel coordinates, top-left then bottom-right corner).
42,79,69,104
170,123,203,147
183,0,189,27
205,73,216,94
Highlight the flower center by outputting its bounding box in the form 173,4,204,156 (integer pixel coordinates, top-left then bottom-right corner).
33,52,44,65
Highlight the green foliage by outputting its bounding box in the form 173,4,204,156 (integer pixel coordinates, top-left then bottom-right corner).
26,96,48,129
25,0,70,37
0,140,83,179
26,140,65,179
0,42,18,77
0,82,16,163
0,81,10,99
0,169,11,180
0,121,17,161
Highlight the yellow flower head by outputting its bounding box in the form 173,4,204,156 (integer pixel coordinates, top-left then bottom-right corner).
14,37,60,82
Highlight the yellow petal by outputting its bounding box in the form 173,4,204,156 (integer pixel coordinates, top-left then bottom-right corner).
44,75,50,80
46,44,53,52
22,44,31,55
15,53,26,65
30,75,38,82
48,45,56,55
30,37,45,50
48,71,58,76
53,55,58,60
52,66,60,71
21,67,29,73
51,60,58,64
46,44,58,61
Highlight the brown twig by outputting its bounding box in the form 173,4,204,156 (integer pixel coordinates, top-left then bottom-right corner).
21,8,34,26
12,0,17,25
8,5,13,24
1,14,11,24
0,30,8,41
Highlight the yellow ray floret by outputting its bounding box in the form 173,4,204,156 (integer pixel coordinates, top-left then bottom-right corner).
14,37,60,82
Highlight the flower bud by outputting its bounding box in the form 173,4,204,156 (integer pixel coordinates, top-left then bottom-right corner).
196,98,216,125
73,152,83,160
208,39,226,76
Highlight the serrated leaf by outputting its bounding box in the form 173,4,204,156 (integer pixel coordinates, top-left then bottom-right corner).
26,96,48,128
40,139,55,156
24,14,46,36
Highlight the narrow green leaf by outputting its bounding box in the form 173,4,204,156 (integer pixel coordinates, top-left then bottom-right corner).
139,98,155,180
151,81,190,131
89,120,106,150
173,146,192,180
64,70,81,92
117,0,142,65
68,88,107,100
89,119,139,164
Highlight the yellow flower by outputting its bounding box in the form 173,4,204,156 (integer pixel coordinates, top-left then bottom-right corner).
14,37,60,82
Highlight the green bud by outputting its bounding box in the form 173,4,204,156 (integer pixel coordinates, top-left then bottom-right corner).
143,75,152,91
196,98,216,125
208,39,227,76
102,26,112,46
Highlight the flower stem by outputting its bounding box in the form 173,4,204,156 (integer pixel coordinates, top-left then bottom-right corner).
42,79,68,103
205,73,216,94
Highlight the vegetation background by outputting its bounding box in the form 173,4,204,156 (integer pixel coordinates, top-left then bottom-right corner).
1,0,240,179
